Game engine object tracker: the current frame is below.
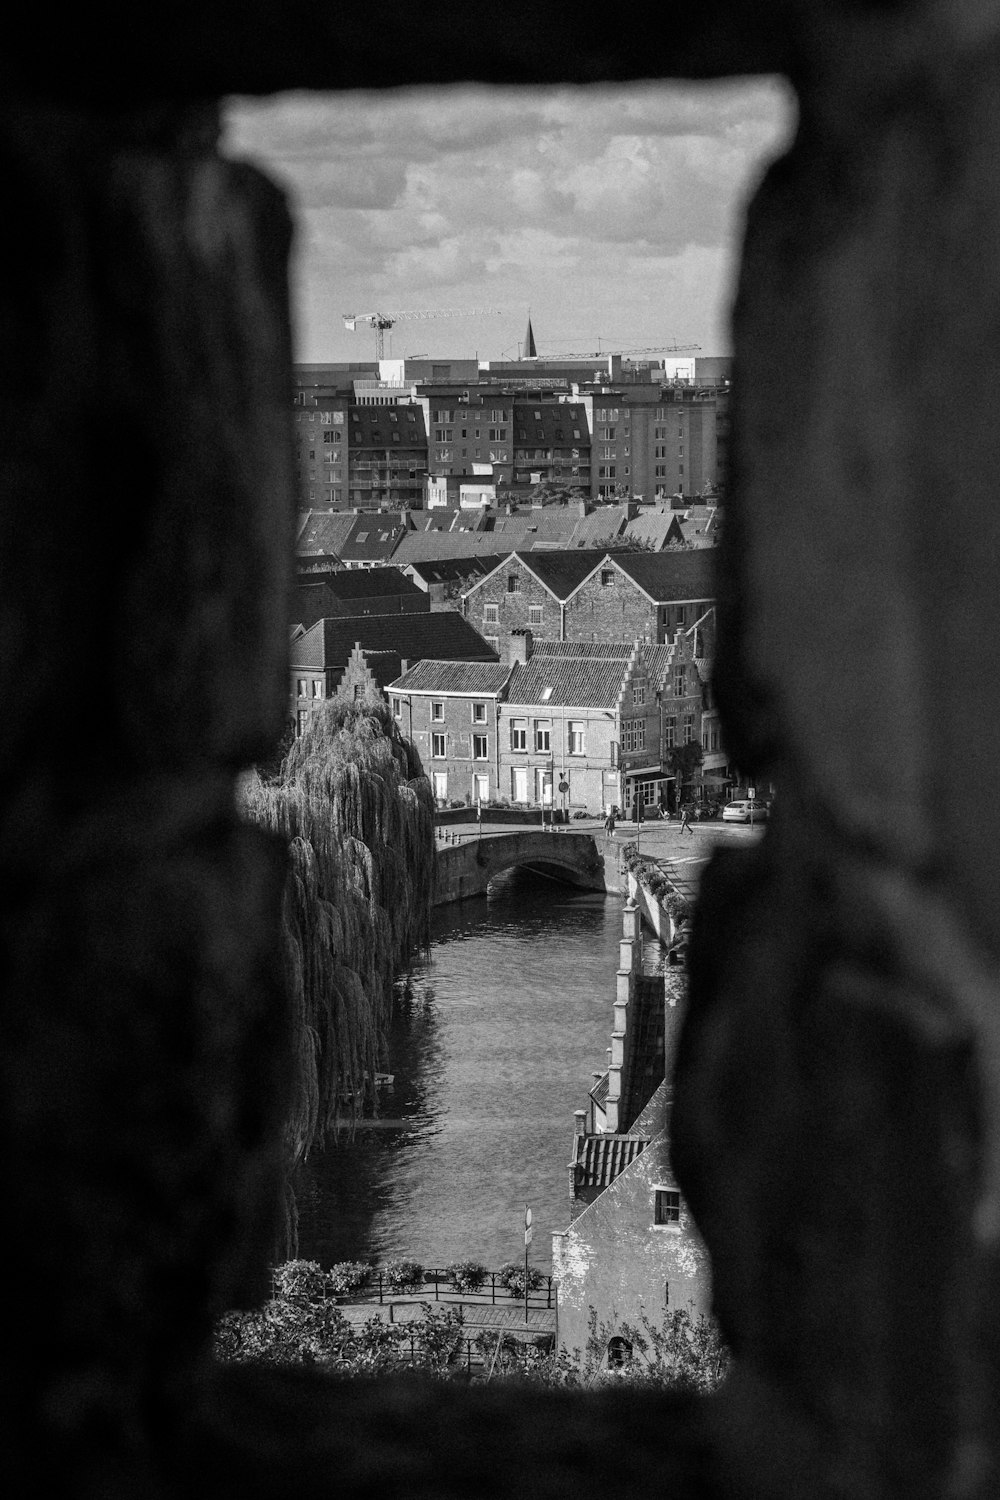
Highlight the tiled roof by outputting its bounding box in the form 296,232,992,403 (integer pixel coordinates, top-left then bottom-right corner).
573,1134,648,1191
391,531,521,566
307,566,421,599
291,611,498,670
388,659,512,694
622,512,686,550
339,515,407,562
514,549,609,598
609,549,717,602
505,651,630,709
296,510,357,557
405,556,493,587
531,640,633,660
567,506,630,547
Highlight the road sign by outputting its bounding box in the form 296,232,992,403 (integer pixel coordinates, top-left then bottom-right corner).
558,780,569,794
524,1206,532,1228
748,787,756,799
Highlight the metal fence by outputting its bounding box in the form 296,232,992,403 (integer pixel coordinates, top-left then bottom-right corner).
363,1266,554,1311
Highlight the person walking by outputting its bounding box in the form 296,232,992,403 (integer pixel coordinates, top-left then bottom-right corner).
605,808,616,839
679,803,694,835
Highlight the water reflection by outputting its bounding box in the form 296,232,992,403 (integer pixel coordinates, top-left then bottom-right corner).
292,868,638,1272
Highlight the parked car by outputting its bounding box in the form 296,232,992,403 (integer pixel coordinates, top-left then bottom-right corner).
721,799,769,823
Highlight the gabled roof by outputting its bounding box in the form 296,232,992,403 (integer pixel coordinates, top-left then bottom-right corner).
296,510,357,557
505,649,632,710
404,556,493,587
339,514,407,563
304,566,421,600
388,659,512,695
531,640,633,660
621,511,687,550
464,548,608,604
390,531,520,566
573,1134,648,1192
597,548,717,604
291,611,498,670
567,506,630,548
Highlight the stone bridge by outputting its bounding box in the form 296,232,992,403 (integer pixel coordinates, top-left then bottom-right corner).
433,830,617,906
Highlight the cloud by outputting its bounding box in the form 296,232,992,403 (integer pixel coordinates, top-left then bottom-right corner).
224,79,793,361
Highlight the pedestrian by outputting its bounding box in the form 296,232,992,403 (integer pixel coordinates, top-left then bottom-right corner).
679,803,694,835
605,808,616,839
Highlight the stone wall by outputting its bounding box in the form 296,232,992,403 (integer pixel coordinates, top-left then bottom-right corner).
7,4,1000,1498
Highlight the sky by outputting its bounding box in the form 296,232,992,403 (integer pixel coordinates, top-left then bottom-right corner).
222,80,794,367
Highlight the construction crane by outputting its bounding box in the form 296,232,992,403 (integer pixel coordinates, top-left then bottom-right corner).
342,306,502,359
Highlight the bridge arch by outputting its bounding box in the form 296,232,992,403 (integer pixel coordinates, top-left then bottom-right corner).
433,831,614,906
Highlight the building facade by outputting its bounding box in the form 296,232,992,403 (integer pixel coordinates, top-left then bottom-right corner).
388,660,512,806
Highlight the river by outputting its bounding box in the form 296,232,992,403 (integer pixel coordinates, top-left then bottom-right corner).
291,868,674,1275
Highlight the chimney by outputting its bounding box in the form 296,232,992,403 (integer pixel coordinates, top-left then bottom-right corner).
508,629,533,666
574,1109,587,1138
400,659,409,675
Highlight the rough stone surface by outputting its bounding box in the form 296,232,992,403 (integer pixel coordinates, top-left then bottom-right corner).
7,4,1000,1498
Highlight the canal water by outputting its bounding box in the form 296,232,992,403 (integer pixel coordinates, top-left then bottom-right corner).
292,869,673,1275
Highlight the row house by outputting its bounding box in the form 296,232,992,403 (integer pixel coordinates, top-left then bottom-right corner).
564,549,715,645
290,610,497,737
387,632,706,814
463,547,716,658
387,659,512,807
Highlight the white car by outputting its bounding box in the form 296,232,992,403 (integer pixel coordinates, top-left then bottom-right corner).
721,799,769,823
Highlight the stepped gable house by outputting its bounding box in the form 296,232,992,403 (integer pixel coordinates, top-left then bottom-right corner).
564,548,716,644
387,658,512,807
290,611,497,734
461,549,606,656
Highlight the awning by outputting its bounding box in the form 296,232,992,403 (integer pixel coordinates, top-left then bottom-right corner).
622,765,665,778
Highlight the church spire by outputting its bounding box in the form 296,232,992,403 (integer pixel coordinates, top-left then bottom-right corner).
523,313,537,359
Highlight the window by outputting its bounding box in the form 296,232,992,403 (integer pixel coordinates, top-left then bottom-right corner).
606,1337,632,1369
622,719,645,752
472,702,487,723
683,714,695,744
507,575,521,594
601,569,614,586
534,720,551,752
485,636,499,652
296,678,308,697
392,698,402,719
674,668,686,696
311,680,324,699
432,733,446,758
296,709,310,735
431,701,444,721
435,428,453,441
632,681,645,706
473,734,488,760
568,721,585,755
654,1189,681,1226
432,771,448,801
529,605,543,625
598,466,616,479
511,718,527,751
474,773,489,804
356,531,368,542
676,607,687,628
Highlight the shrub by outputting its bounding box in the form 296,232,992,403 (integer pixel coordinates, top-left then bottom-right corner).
497,1262,545,1300
384,1258,425,1292
446,1260,489,1293
271,1259,330,1304
326,1260,373,1296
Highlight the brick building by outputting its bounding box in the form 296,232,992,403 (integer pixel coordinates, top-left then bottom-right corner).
387,659,512,806
462,549,606,656
510,395,591,496
291,610,497,735
563,549,716,645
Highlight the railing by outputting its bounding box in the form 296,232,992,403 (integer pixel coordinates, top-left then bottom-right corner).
361,1267,554,1311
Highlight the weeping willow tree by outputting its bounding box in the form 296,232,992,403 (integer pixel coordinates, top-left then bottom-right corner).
242,696,435,1254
